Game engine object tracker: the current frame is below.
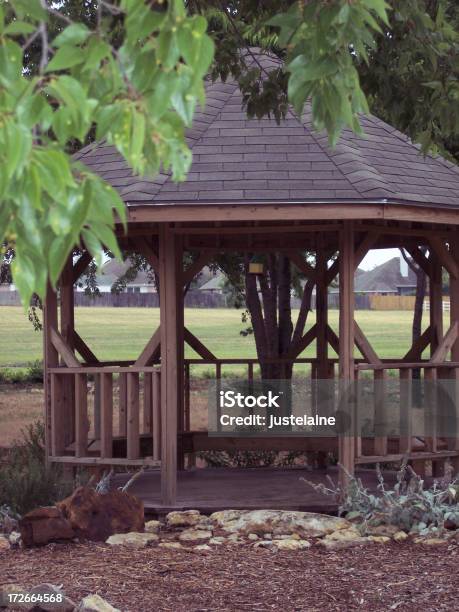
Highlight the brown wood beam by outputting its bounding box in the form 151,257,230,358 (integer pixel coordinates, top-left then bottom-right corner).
182,252,213,287
159,224,183,505
354,322,382,365
287,251,317,280
405,246,432,277
430,322,459,364
73,331,99,364
428,236,459,280
184,328,216,360
136,237,159,273
44,284,59,459
135,327,161,367
326,325,340,355
449,234,459,469
403,326,432,361
430,253,443,352
50,328,80,368
72,251,92,284
326,258,339,286
354,231,379,269
286,324,317,360
338,221,355,487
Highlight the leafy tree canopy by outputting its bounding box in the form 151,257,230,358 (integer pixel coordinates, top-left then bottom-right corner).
1,0,458,307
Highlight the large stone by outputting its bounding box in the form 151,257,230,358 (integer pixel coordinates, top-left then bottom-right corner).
28,584,76,612
211,509,349,538
0,536,9,551
166,510,201,528
367,524,400,538
318,527,372,550
178,529,212,544
272,539,311,551
414,537,448,546
144,520,161,534
19,506,74,547
58,486,144,541
76,594,120,612
0,584,28,609
158,542,183,549
106,532,158,549
393,531,408,542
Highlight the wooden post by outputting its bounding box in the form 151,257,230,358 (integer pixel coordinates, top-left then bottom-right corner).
127,372,140,459
159,224,184,506
43,283,58,460
429,253,443,474
60,257,75,445
449,235,459,473
100,373,113,459
316,235,329,379
338,222,355,488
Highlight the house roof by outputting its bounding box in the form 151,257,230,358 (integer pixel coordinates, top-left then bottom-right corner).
199,274,225,291
74,51,459,211
354,257,417,294
96,259,154,287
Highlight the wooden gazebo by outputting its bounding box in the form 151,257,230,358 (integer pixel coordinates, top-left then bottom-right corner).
43,53,459,509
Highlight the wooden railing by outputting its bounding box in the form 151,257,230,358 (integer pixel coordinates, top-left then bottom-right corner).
354,361,459,470
47,365,161,467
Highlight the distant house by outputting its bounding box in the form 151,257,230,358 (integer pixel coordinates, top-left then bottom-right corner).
75,259,156,294
354,257,417,296
199,273,225,295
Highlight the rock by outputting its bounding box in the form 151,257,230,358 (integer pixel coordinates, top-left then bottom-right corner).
247,533,259,541
367,524,399,538
318,528,371,550
158,542,183,549
58,486,144,542
28,583,76,612
166,510,200,528
273,534,300,540
253,540,274,549
209,537,226,546
0,535,9,551
19,506,74,547
210,509,349,538
272,539,311,551
8,532,21,548
76,594,120,612
367,536,390,544
178,529,212,544
393,531,408,542
106,532,158,549
414,537,448,546
0,584,28,609
194,544,211,552
144,520,161,534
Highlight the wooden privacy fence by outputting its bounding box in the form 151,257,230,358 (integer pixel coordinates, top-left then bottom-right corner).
74,290,228,308
47,365,161,467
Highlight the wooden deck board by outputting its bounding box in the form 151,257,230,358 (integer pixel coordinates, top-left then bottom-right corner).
113,466,398,516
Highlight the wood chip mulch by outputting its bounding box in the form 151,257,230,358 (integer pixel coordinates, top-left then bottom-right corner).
1,540,458,611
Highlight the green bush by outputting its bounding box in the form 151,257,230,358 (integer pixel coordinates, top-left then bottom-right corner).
0,421,75,516
0,360,43,385
302,458,459,535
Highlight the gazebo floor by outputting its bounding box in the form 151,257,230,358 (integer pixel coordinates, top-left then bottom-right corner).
114,466,398,517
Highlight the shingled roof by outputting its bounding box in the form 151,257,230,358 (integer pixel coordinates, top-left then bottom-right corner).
75,51,459,209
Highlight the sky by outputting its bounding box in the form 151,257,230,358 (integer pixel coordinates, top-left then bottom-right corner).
359,248,400,271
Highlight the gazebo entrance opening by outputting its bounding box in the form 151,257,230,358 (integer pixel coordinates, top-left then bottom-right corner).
43,218,459,510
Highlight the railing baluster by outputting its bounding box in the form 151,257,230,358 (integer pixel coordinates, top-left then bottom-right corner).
75,373,88,458
373,369,387,457
184,362,190,431
119,373,127,436
152,368,161,461
100,372,113,459
399,368,412,454
143,372,153,434
127,372,140,459
216,362,222,432
93,374,101,440
51,373,65,456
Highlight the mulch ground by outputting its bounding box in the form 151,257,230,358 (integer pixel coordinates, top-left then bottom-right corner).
1,540,458,611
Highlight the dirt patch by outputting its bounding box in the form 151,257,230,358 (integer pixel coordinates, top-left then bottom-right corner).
1,540,458,611
0,384,43,446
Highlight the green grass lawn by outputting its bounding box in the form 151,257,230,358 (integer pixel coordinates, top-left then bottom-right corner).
0,306,439,370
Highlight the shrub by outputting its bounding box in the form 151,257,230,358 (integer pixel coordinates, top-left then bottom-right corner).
302,458,459,535
0,361,43,385
25,360,43,383
0,421,75,516
198,449,307,468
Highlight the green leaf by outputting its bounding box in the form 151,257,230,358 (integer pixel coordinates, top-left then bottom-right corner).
0,39,23,87
4,21,37,35
48,237,73,287
364,0,390,26
54,23,90,47
46,46,85,72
